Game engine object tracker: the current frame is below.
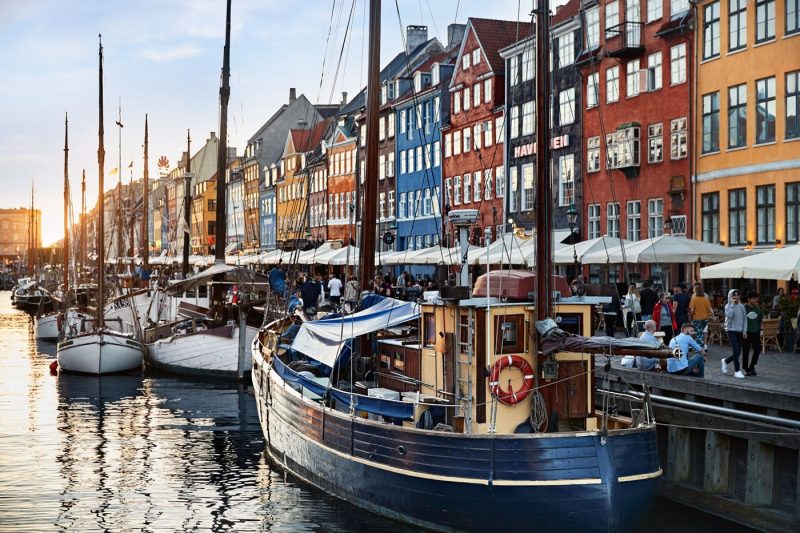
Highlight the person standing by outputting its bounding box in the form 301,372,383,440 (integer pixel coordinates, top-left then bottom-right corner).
743,291,763,376
639,280,658,321
652,292,678,344
343,276,359,312
771,287,785,317
301,275,322,315
328,273,343,306
689,282,713,348
623,284,642,336
673,284,690,328
722,289,747,379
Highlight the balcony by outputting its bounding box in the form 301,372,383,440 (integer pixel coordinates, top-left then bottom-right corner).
604,22,644,58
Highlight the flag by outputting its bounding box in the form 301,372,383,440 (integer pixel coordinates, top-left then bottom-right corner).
109,167,119,175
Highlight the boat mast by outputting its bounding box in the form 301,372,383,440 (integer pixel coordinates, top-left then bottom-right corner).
81,170,86,279
28,182,34,277
182,129,191,277
534,0,552,322
142,115,149,272
357,0,380,292
97,35,106,329
214,0,232,264
63,113,69,295
116,98,124,263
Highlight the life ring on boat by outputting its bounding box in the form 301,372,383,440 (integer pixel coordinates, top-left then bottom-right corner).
489,355,535,406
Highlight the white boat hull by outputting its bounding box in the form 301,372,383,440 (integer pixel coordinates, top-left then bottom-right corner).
57,331,144,375
146,323,257,379
35,313,60,341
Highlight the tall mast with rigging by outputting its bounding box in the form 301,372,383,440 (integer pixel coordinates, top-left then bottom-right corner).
97,35,106,329
142,115,149,272
63,113,69,295
534,0,552,323
115,99,124,263
182,129,191,277
81,170,86,279
357,0,381,293
214,0,232,263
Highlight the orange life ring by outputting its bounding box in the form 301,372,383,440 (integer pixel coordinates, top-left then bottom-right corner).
489,355,535,405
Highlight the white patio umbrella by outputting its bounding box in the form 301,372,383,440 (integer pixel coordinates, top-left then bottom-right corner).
700,245,800,280
468,233,567,266
581,235,748,264
296,243,338,265
328,246,360,266
554,236,632,264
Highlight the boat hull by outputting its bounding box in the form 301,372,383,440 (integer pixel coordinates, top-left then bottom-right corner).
57,332,144,375
252,349,661,532
146,324,257,380
35,313,60,341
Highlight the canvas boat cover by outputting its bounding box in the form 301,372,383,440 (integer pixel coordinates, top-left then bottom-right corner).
292,296,419,368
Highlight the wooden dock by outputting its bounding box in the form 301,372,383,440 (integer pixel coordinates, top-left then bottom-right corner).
596,345,800,533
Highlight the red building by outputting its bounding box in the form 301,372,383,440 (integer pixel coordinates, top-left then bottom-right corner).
443,18,527,245
579,0,693,283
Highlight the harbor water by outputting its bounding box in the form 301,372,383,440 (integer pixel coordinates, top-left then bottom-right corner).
0,292,752,532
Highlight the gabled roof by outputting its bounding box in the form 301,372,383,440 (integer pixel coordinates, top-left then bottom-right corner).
468,18,533,75
289,117,334,153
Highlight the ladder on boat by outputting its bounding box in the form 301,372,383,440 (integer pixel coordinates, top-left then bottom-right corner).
455,307,474,433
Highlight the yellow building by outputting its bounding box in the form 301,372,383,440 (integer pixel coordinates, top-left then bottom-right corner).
191,178,217,255
0,208,40,264
694,0,800,251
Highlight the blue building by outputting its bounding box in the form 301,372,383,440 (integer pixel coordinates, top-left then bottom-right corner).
259,184,274,251
394,55,456,267
226,167,245,251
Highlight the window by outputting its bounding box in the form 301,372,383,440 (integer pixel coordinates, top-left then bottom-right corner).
586,7,600,48
587,136,601,172
483,78,492,103
463,128,471,153
557,154,575,207
648,123,663,163
472,83,481,109
462,53,470,70
407,149,415,173
588,204,601,239
647,198,663,238
670,44,686,85
756,185,775,244
703,2,720,60
671,0,689,17
670,117,687,159
648,0,663,22
378,116,386,141
484,169,493,200
701,192,720,243
587,72,599,108
463,174,471,203
627,201,641,241
606,1,619,38
379,192,386,219
789,0,800,35
425,144,432,168
434,96,440,123
444,134,452,158
454,92,461,114
483,120,493,147
522,46,534,81
606,125,641,169
702,92,720,153
787,183,800,243
463,87,471,111
473,125,482,150
474,172,482,202
472,48,480,65
522,101,535,135
495,166,505,198
647,52,662,91
558,32,574,67
755,0,775,42
606,66,620,102
729,188,746,245
423,188,432,216
756,77,776,144
510,105,520,140
728,84,747,148
433,187,441,216
559,89,575,125
454,176,461,205
434,141,441,167
444,178,452,207
509,167,519,212
626,60,640,97
495,116,504,144
787,71,800,139
416,146,423,169
453,131,461,155
729,0,747,52
509,55,519,85
607,202,620,238
399,192,407,218
522,163,535,211
379,154,386,180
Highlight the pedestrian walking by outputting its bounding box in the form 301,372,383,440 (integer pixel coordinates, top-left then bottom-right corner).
743,291,763,376
722,289,747,379
328,273,343,306
672,284,690,328
689,282,713,348
652,291,678,344
639,280,658,321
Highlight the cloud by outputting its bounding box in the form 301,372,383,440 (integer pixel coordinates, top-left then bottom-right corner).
138,44,201,63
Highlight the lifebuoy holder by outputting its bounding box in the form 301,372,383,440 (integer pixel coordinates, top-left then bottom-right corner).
489,355,535,405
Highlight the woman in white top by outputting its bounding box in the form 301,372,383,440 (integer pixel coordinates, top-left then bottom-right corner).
623,284,642,337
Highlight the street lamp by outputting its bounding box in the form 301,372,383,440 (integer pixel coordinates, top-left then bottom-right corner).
566,203,579,279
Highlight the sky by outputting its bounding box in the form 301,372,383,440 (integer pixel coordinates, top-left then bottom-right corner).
0,0,547,246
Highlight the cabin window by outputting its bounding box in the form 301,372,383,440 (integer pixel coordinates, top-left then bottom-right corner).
424,313,436,346
494,315,525,353
393,351,405,372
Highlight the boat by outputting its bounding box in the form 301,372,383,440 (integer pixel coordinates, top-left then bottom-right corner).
251,1,665,530
57,36,144,375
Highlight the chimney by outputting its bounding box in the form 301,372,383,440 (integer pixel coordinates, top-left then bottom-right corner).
341,91,348,105
289,88,297,104
447,23,466,51
210,131,216,140
406,25,428,54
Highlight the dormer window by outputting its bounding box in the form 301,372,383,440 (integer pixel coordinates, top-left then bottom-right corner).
431,63,440,85
381,83,388,105
388,81,396,100
414,71,422,92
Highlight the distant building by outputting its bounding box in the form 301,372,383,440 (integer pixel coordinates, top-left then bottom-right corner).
0,208,40,266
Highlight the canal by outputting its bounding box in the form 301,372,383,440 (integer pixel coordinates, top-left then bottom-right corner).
0,292,752,531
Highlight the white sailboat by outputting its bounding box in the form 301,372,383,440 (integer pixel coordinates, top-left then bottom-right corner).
57,36,144,375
